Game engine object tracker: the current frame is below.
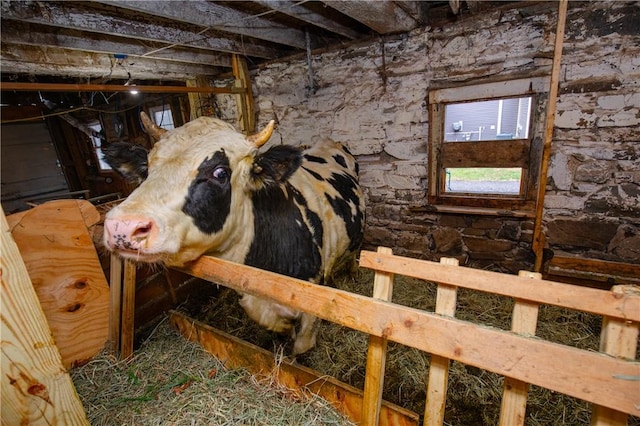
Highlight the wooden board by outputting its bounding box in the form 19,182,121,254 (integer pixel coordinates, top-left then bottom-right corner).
169,311,419,426
177,254,640,415
6,199,110,368
1,208,89,425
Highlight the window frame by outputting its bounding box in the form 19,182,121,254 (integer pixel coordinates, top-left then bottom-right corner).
88,121,112,171
428,77,549,215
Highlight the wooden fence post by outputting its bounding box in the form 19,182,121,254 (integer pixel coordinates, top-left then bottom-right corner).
590,285,640,426
499,271,542,425
361,246,394,425
109,253,123,353
424,257,459,426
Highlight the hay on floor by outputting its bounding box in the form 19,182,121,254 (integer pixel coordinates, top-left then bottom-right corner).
71,320,355,426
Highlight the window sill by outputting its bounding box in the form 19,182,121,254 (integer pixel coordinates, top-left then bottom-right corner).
410,204,535,218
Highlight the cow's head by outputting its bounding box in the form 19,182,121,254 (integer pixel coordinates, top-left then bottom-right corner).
103,112,280,266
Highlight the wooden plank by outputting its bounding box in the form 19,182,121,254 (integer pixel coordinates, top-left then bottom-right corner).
591,285,640,426
1,82,242,94
169,310,419,426
430,77,550,104
0,1,281,59
6,200,109,368
362,246,394,425
326,0,419,34
442,139,530,168
499,271,541,426
1,208,89,425
97,0,306,49
1,20,232,68
547,255,640,286
177,254,640,415
533,0,568,271
120,259,137,359
232,54,255,134
108,254,123,353
359,251,640,323
424,257,459,426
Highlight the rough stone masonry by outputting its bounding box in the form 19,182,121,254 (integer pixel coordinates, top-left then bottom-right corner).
213,1,639,273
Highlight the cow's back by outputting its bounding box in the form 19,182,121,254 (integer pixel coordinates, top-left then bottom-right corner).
244,140,364,284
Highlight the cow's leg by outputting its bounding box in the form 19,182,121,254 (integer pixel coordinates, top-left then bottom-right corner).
292,313,320,355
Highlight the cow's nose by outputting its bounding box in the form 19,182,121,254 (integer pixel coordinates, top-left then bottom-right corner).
104,218,155,250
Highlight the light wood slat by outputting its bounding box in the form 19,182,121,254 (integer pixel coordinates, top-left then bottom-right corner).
533,0,568,270
6,200,110,368
499,271,542,426
1,208,89,425
120,259,137,359
169,310,419,426
424,257,459,426
109,254,123,353
177,253,640,415
362,246,394,425
359,251,640,322
591,285,640,426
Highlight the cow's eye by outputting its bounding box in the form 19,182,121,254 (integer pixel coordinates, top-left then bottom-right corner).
212,167,229,182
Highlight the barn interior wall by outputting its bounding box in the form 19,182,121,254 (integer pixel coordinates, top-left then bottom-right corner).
210,0,639,274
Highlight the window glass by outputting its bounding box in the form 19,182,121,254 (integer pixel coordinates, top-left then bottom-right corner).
444,167,522,194
89,122,112,170
149,105,175,130
444,97,531,142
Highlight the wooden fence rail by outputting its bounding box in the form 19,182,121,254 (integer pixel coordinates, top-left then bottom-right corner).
110,246,639,424
168,248,639,424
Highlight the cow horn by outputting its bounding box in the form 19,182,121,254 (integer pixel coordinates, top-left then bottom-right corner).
246,120,275,147
140,111,167,141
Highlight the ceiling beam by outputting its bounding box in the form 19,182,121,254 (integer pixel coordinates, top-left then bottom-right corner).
252,0,363,40
1,20,232,68
324,0,419,34
0,44,221,80
0,1,280,59
96,0,307,49
0,82,244,94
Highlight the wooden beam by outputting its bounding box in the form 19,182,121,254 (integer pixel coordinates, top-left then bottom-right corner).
232,55,255,134
359,251,640,323
253,0,363,39
533,0,568,271
361,246,394,425
96,0,307,49
424,257,459,426
326,0,419,34
169,311,419,426
0,82,243,94
1,20,232,68
0,1,280,59
591,285,640,426
499,271,541,426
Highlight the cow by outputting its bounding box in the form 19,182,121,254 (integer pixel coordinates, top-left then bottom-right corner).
103,112,365,355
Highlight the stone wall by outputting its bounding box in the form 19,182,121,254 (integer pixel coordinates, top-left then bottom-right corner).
216,1,640,272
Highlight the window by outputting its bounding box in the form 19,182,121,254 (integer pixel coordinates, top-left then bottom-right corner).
428,77,548,214
89,122,112,170
149,104,175,130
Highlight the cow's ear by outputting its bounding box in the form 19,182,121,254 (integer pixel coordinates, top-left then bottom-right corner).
102,142,149,185
251,145,302,184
